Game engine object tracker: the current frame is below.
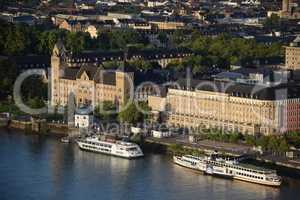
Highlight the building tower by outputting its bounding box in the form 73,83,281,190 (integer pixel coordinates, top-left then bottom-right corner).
282,0,293,13
115,70,134,106
51,41,66,106
115,48,134,106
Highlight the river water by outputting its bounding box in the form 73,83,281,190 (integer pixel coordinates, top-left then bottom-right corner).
0,129,299,200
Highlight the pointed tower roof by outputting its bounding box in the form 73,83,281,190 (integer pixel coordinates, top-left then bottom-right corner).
52,39,66,57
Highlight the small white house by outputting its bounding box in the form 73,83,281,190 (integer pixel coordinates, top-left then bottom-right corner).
75,107,93,129
151,130,172,138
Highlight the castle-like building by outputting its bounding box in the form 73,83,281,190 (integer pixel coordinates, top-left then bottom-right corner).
51,42,133,107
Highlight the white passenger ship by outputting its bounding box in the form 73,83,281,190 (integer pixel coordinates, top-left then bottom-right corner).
173,155,206,171
77,136,144,159
174,155,282,187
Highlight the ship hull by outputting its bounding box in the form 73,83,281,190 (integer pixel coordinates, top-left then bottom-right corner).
77,141,144,159
233,176,282,187
173,156,201,171
173,155,282,187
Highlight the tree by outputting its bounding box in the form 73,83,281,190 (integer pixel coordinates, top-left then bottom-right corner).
170,30,185,47
65,32,85,54
257,136,270,151
20,75,48,116
157,32,168,45
108,29,149,50
264,14,281,32
285,131,300,148
118,103,141,124
245,135,256,146
118,102,149,124
4,25,27,55
188,34,283,70
268,137,280,153
228,132,243,143
278,139,289,154
27,96,45,109
97,30,111,50
169,144,184,155
103,61,121,69
0,59,17,99
95,101,117,121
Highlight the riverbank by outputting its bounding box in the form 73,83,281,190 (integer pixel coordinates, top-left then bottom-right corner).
2,118,73,136
1,128,300,180
4,118,300,173
144,137,300,173
144,137,251,156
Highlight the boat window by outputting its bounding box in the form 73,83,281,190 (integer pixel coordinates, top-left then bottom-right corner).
127,147,137,151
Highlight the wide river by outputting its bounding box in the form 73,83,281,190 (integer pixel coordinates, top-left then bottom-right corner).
0,129,300,200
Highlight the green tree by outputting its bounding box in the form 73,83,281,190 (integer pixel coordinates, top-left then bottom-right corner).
245,135,256,146
169,144,184,155
97,29,111,50
4,25,27,55
27,96,45,109
264,14,281,32
268,137,280,153
95,101,117,121
65,32,86,54
170,30,185,47
108,29,149,50
118,102,149,124
228,132,243,143
157,32,168,45
257,136,270,151
21,76,47,103
0,59,17,98
278,139,289,154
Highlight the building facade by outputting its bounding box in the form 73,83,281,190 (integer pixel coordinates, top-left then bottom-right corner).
285,36,300,70
50,42,133,107
149,81,300,136
58,19,85,32
75,107,94,129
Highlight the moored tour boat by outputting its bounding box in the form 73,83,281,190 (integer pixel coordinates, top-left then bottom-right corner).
76,136,144,159
173,155,204,171
173,155,282,187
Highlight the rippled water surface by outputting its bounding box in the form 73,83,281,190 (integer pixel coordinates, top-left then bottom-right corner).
0,130,299,200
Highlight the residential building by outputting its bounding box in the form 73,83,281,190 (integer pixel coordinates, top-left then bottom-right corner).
285,36,300,70
59,19,86,32
149,21,185,30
